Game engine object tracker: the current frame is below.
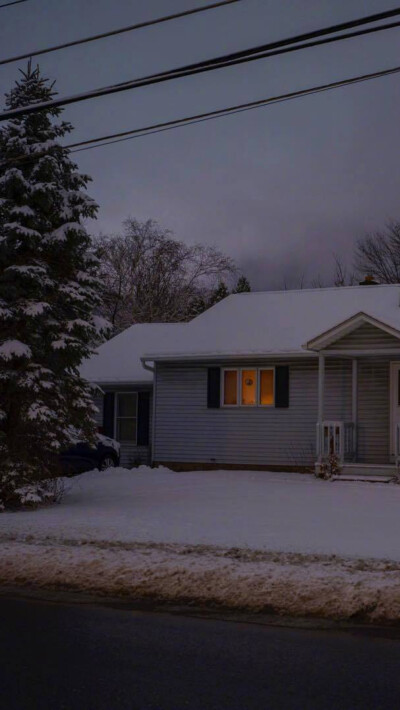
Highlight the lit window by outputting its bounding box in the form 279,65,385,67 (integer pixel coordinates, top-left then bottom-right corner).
223,370,238,405
116,393,137,441
221,368,276,407
259,369,274,405
241,369,256,406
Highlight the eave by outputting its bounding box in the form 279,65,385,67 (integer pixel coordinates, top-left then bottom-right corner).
141,352,318,364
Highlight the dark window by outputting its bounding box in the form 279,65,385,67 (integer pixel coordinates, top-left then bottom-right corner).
116,393,138,442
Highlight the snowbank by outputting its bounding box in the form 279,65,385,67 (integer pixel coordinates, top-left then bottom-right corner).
1,540,400,623
2,467,400,621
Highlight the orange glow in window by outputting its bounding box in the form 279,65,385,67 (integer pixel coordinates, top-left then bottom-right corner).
224,370,238,405
260,370,274,405
241,369,256,405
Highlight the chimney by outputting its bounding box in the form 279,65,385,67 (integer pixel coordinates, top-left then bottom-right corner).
359,274,379,286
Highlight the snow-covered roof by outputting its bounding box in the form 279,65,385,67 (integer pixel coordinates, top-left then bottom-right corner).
142,285,400,360
80,323,185,384
80,286,400,383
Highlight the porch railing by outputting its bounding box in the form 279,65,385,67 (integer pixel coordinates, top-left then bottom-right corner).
316,421,356,463
396,423,400,466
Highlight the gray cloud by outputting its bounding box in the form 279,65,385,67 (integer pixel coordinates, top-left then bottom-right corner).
3,0,400,289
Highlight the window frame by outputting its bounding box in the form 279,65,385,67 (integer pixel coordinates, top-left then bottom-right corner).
114,391,138,444
220,367,275,408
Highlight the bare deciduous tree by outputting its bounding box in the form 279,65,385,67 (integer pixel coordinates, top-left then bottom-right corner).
355,222,400,284
332,254,356,287
96,219,237,331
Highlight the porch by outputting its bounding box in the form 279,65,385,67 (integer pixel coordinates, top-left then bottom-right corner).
315,354,400,477
305,311,400,476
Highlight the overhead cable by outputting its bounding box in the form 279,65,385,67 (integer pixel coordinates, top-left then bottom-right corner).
2,6,400,121
0,0,243,66
3,63,399,167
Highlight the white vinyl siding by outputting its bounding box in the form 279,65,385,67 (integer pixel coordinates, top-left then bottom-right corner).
154,360,352,468
327,323,400,350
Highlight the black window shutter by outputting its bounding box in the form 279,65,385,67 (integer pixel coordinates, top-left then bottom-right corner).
275,366,289,408
137,391,151,446
103,392,115,437
207,368,221,408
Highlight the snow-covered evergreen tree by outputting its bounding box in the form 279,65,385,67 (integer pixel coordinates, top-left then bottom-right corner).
233,275,251,293
208,281,230,307
0,64,108,507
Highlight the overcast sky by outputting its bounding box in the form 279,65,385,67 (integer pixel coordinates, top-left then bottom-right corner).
2,0,400,288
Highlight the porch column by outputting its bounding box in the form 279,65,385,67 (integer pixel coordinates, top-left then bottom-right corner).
352,359,358,458
317,353,325,461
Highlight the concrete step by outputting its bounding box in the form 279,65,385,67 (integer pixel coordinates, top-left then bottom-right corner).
332,474,394,483
342,464,398,478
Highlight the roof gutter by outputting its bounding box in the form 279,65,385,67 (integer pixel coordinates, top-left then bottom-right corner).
90,380,153,387
141,357,155,372
319,348,400,357
141,351,318,363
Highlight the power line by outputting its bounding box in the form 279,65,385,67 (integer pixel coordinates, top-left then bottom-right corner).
83,19,400,93
0,0,243,67
0,0,28,8
107,16,400,91
2,6,400,121
4,62,399,167
184,19,400,67
63,65,400,152
115,5,400,81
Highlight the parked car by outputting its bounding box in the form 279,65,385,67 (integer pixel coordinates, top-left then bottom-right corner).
59,434,120,476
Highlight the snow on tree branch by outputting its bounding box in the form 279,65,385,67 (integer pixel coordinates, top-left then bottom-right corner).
0,62,110,509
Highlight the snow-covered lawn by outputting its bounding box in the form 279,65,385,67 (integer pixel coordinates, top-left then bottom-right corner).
2,467,400,621
2,467,400,560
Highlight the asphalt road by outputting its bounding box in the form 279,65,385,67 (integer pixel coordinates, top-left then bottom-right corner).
1,598,400,710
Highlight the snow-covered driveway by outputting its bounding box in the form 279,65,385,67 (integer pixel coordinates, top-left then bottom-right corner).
1,467,400,560
2,467,400,622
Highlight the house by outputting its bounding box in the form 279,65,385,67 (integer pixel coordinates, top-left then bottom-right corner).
81,284,400,475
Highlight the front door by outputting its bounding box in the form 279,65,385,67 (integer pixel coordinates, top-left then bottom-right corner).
389,362,400,460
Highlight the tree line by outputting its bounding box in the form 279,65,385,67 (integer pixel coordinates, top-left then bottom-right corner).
95,219,251,333
303,225,400,289
95,218,400,334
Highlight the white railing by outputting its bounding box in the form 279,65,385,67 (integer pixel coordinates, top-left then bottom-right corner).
316,421,356,463
396,423,400,466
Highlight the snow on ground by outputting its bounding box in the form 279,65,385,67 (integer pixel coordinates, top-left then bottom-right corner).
2,467,400,621
2,467,400,560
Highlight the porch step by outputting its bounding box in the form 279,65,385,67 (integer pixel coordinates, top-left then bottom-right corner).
332,474,394,483
342,464,397,478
